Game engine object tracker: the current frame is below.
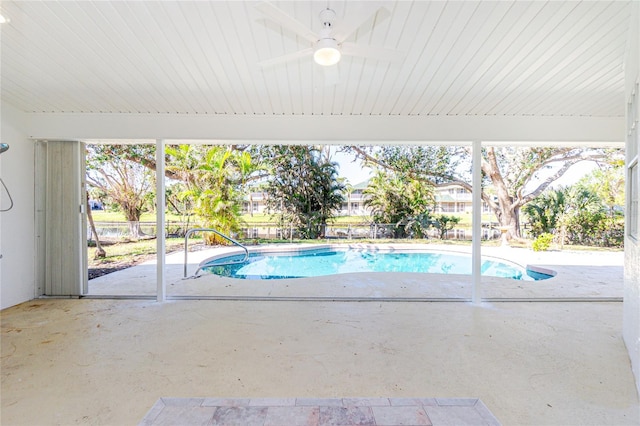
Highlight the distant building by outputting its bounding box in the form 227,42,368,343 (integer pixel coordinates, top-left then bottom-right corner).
243,181,491,217
242,191,268,215
434,183,492,214
339,180,368,216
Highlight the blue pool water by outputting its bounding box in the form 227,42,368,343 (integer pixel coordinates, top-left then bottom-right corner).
201,248,552,281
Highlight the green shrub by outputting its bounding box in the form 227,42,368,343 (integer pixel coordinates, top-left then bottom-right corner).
532,233,554,251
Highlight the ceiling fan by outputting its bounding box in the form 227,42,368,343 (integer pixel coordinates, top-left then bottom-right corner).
255,2,402,78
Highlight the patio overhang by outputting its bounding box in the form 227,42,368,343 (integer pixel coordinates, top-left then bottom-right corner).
25,112,625,145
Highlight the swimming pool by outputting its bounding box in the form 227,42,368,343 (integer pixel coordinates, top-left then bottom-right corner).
199,247,553,281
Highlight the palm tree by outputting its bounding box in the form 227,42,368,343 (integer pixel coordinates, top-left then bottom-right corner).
523,189,567,237
265,146,345,239
314,161,345,237
168,145,252,244
364,171,434,238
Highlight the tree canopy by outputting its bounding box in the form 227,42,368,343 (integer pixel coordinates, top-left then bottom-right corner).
523,162,625,247
263,146,345,239
87,143,624,244
346,145,622,239
364,170,434,238
86,145,155,238
165,145,260,243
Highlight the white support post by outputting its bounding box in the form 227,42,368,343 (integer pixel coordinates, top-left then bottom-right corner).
472,140,482,304
156,139,166,302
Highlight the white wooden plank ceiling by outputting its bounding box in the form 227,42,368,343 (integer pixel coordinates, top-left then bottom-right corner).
0,1,631,118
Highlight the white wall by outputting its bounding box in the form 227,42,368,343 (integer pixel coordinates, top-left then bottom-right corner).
624,0,640,396
0,102,36,309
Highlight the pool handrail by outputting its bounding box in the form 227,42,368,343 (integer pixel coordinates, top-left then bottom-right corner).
183,228,249,278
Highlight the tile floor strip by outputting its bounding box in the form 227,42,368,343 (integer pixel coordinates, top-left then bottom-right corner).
139,397,502,425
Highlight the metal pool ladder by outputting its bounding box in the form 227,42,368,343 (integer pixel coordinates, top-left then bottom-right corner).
183,228,249,278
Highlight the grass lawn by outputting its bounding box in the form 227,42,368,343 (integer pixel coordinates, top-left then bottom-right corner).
242,214,371,225
92,211,422,226
241,213,273,224
90,210,190,223
90,210,499,228
89,236,621,268
88,237,185,267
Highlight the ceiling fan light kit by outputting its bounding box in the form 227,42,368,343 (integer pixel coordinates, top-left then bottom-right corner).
314,38,341,66
255,1,401,83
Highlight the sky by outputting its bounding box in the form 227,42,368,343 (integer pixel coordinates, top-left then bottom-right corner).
331,149,372,185
548,161,599,188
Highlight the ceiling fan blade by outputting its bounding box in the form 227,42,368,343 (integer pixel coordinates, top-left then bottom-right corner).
324,65,340,87
341,43,403,63
333,3,391,43
254,2,318,44
258,48,314,68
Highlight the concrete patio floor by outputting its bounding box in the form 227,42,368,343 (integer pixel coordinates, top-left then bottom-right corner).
1,298,638,425
2,245,636,425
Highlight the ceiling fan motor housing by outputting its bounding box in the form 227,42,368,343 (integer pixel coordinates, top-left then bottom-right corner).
319,8,336,28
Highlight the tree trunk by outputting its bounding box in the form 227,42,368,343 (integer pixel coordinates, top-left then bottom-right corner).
127,221,144,240
496,206,520,240
319,222,327,239
482,147,521,239
124,206,145,240
86,193,106,258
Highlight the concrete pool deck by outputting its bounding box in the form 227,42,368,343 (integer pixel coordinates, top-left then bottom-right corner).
88,243,624,300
